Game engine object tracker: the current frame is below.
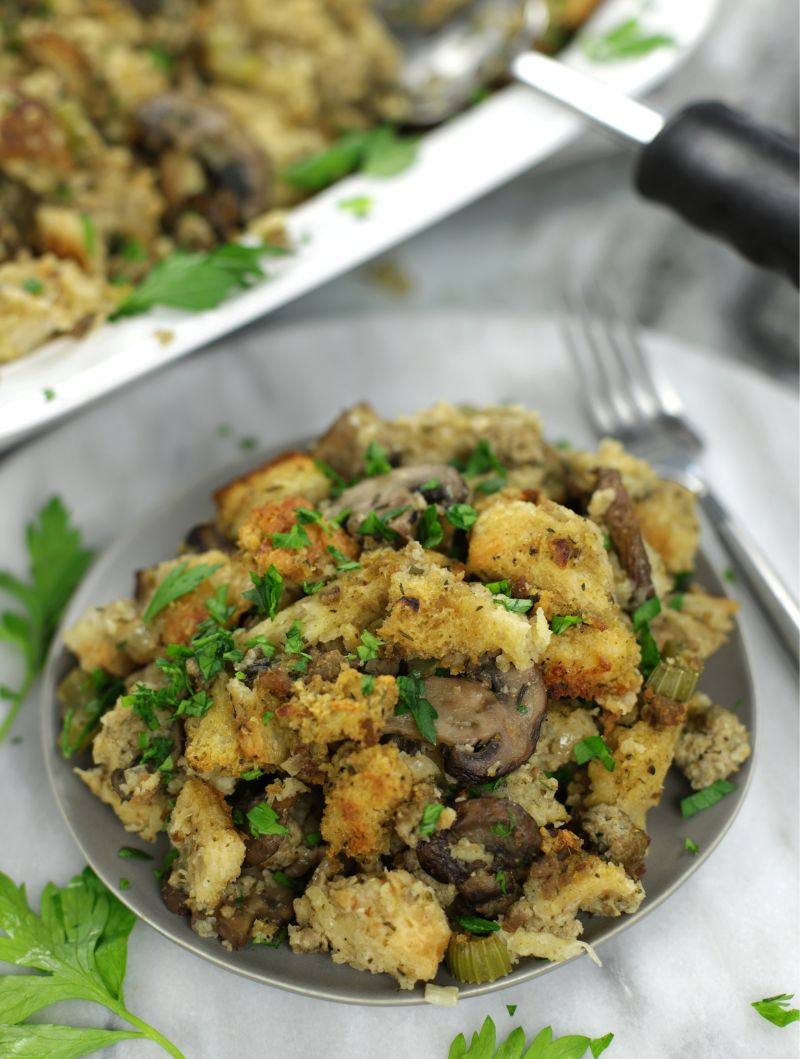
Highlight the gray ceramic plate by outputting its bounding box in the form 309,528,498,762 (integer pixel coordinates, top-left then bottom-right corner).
41,450,756,1006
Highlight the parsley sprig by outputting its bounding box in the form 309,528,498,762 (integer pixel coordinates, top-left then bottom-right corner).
574,735,616,772
283,126,418,191
143,560,222,624
395,672,438,744
680,779,735,818
751,993,799,1027
448,1016,613,1059
243,565,283,620
582,16,675,62
0,868,184,1057
0,498,93,744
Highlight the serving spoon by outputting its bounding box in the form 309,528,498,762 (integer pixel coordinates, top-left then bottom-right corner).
377,0,799,284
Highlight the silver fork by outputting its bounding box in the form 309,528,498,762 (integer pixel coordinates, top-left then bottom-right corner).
558,284,799,667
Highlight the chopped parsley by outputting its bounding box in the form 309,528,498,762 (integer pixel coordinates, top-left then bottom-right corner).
247,802,289,838
364,441,392,477
240,768,264,781
550,614,584,634
495,869,507,895
680,779,736,818
60,668,125,758
282,126,418,191
573,735,616,772
146,44,174,72
684,837,699,856
143,560,222,624
632,597,662,678
485,579,511,594
474,476,507,495
446,504,478,530
360,675,376,696
418,802,445,837
582,16,676,62
493,595,533,614
43,387,56,401
469,776,506,796
723,568,737,583
153,848,178,881
328,545,361,571
395,671,438,744
243,565,283,619
353,629,384,662
338,195,374,218
22,277,43,295
358,505,410,541
118,878,130,891
303,579,325,595
668,594,684,611
284,620,312,673
417,505,444,548
271,522,311,550
262,710,274,725
117,847,154,861
673,570,693,591
314,459,348,498
454,916,500,935
632,596,661,629
506,1005,517,1017
491,810,515,838
751,994,799,1028
304,831,322,848
458,439,506,478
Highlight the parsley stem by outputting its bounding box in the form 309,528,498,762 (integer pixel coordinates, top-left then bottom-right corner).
0,670,33,745
112,1004,186,1059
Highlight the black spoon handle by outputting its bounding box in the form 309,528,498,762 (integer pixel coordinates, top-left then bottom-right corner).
635,102,799,285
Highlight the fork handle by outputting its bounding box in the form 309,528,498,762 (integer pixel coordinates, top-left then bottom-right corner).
635,102,799,286
700,491,800,668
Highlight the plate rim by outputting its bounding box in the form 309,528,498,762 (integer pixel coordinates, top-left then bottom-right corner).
40,436,757,1006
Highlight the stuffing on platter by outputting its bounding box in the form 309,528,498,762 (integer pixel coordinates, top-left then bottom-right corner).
0,0,602,363
59,402,750,989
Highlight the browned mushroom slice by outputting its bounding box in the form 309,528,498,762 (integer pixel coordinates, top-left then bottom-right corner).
312,403,384,480
135,94,268,236
329,465,468,542
237,787,323,873
596,467,655,606
383,667,546,784
215,876,296,950
417,797,541,912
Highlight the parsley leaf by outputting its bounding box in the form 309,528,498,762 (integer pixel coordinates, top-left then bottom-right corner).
446,504,478,531
0,867,184,1057
338,195,373,218
574,735,616,772
355,629,384,662
143,560,222,624
491,811,515,838
360,675,376,696
357,506,410,541
395,672,438,744
327,546,361,572
303,580,325,595
632,596,661,630
493,596,533,614
474,476,507,495
314,460,348,498
684,837,699,856
485,580,511,595
0,498,94,743
751,993,800,1028
459,439,506,478
271,522,311,549
680,779,736,818
111,243,288,319
550,614,584,635
117,847,154,861
454,916,500,935
243,565,283,619
631,597,662,678
418,803,444,837
417,505,444,548
448,1017,614,1059
364,441,392,477
247,803,289,838
506,1005,517,1017
673,571,693,591
582,16,675,62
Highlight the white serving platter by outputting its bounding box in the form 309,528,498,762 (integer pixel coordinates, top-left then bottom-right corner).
0,0,718,451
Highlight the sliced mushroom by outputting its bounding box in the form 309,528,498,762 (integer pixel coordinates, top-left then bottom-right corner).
135,94,268,236
312,403,384,480
215,877,295,950
182,522,233,555
596,467,654,607
383,666,546,784
417,797,540,912
236,787,323,873
329,464,468,542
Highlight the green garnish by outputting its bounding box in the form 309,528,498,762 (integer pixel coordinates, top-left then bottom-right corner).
357,505,410,541
485,580,510,594
546,765,574,788
723,568,737,583
364,441,392,477
684,837,699,856
751,994,800,1028
582,17,675,62
111,243,289,319
247,802,289,838
81,213,96,256
419,802,445,837
282,126,418,191
493,596,533,614
21,277,43,295
304,831,322,848
360,675,375,696
121,237,146,261
355,629,384,662
491,811,515,837
284,620,312,673
469,776,506,796
271,522,311,549
60,668,125,758
555,438,572,450
573,735,616,772
338,195,374,218
314,459,348,498
446,504,479,531
632,596,661,629
143,560,222,624
680,779,735,818
506,1005,517,1017
474,476,507,495
673,571,693,591
262,710,274,725
417,505,444,548
154,848,178,882
118,878,130,891
146,44,174,72
0,867,184,1057
43,387,56,401
303,579,325,595
667,594,684,610
550,614,584,634
272,870,301,892
240,768,263,781
495,870,507,895
448,1017,614,1059
395,671,438,744
255,925,288,949
328,545,361,571
454,916,500,935
0,497,94,743
117,847,154,861
243,565,283,619
458,439,506,478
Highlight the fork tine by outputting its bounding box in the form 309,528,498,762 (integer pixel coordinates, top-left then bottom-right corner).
591,288,661,426
558,284,631,437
